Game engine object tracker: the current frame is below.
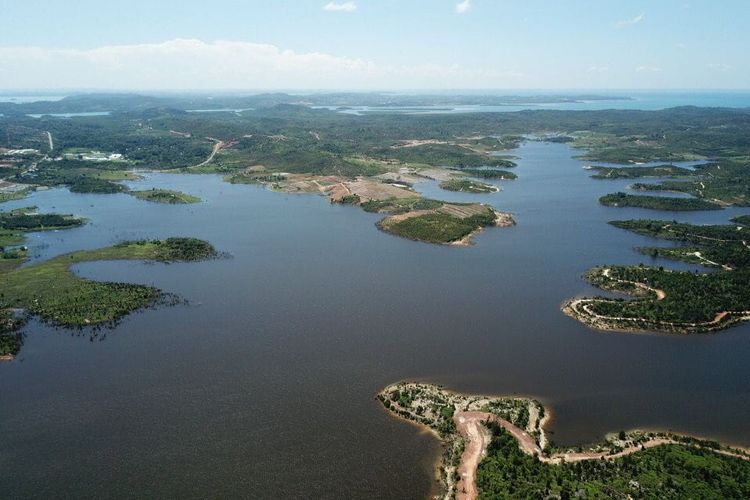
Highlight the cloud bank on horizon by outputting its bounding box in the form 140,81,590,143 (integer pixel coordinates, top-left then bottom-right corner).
0,39,523,90
0,0,747,90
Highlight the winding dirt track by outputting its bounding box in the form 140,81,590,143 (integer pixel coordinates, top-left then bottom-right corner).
193,138,224,168
566,268,750,332
601,267,666,300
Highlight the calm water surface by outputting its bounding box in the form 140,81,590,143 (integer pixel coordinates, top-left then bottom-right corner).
1,142,750,499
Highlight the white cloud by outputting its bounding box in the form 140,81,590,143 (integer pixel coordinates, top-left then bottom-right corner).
455,0,472,14
323,1,356,12
0,39,524,90
587,65,609,74
636,65,661,73
616,13,645,28
707,63,731,72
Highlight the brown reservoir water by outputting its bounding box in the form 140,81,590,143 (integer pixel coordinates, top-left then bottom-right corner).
1,141,750,498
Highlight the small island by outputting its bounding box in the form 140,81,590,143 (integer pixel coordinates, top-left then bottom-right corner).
68,176,128,194
599,192,722,211
365,197,514,245
130,188,201,204
439,178,498,193
379,382,750,500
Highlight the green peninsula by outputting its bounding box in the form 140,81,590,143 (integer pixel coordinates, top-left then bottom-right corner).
564,219,750,333
379,382,750,499
0,238,216,328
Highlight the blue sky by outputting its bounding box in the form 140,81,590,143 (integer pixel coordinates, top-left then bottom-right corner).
1,0,748,90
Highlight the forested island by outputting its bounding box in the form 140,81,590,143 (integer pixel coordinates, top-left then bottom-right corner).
439,178,498,193
599,192,723,211
588,164,696,179
130,188,201,204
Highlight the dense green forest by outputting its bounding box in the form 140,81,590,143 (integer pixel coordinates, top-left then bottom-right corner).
611,219,750,269
599,192,722,211
629,162,750,206
588,164,697,179
0,309,24,357
477,424,750,499
460,168,517,179
587,265,750,324
0,210,83,231
569,215,750,332
379,209,497,244
3,98,750,183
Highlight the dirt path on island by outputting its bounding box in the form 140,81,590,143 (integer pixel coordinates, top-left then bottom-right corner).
193,138,224,168
566,296,750,332
455,413,491,500
602,268,666,300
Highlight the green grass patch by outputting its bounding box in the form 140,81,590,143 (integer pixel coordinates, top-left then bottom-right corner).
0,229,24,247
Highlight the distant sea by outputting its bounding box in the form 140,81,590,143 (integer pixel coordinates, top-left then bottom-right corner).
1,91,750,111
0,94,67,104
326,91,750,115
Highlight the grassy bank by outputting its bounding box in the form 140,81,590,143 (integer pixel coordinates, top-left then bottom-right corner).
0,238,216,328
